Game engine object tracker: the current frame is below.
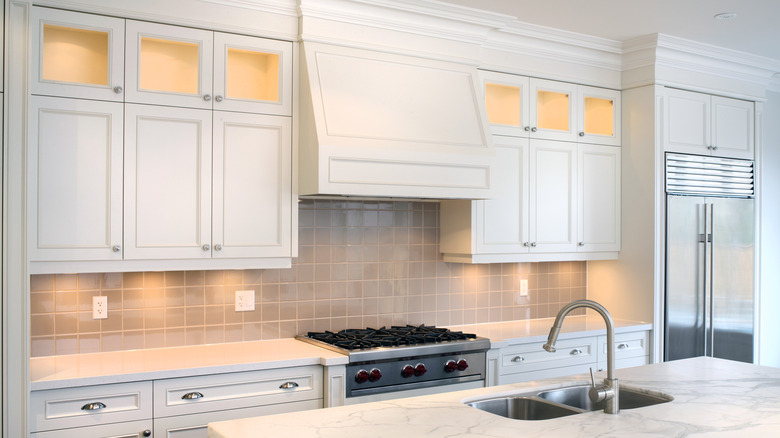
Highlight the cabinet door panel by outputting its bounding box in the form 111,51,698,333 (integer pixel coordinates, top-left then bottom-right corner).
712,96,754,159
212,112,292,258
530,140,577,252
126,20,213,109
663,88,710,154
31,7,124,101
530,78,578,142
578,144,620,251
482,71,530,137
213,33,292,116
476,136,529,253
28,96,123,261
578,85,621,146
124,104,212,259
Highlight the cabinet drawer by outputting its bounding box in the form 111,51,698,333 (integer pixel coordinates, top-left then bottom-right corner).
500,337,597,375
153,366,322,418
30,382,152,432
31,419,153,438
599,331,649,361
154,400,321,438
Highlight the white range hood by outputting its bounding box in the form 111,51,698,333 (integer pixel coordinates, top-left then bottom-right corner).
298,42,496,199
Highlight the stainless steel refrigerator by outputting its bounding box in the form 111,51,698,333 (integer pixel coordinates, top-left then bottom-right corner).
664,153,755,363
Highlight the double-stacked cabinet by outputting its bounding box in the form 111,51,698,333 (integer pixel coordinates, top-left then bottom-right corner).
28,7,294,272
441,71,621,262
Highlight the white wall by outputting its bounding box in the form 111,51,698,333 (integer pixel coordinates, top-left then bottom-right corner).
759,91,780,367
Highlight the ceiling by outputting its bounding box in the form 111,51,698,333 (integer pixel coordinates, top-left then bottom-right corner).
436,0,780,62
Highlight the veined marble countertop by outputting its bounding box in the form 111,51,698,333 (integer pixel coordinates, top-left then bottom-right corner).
209,357,780,438
448,315,651,348
30,338,348,391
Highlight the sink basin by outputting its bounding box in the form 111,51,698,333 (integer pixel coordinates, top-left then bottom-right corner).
537,385,672,411
466,396,580,420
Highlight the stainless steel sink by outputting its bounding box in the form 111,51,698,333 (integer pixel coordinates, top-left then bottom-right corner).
465,385,672,420
537,385,673,411
466,396,580,420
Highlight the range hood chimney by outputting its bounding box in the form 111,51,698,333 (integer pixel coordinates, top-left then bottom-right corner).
298,42,496,199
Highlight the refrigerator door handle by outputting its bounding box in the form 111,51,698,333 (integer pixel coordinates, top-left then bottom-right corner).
703,202,715,357
707,203,715,356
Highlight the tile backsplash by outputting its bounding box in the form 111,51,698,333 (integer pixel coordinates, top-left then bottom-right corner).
30,200,586,357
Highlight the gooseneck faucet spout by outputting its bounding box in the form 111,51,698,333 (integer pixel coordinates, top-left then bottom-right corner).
543,299,619,414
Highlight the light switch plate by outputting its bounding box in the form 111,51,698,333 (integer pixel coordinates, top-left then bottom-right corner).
235,290,255,312
93,296,108,319
519,279,529,296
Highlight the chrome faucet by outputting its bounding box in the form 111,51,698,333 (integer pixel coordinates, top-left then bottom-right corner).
542,299,619,414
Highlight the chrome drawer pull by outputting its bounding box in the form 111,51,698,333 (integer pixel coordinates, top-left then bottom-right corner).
279,381,299,389
570,349,583,356
81,401,106,411
181,391,204,400
617,343,630,350
511,356,525,363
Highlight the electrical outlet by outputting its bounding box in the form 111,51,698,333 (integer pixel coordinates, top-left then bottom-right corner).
93,296,108,320
235,290,255,312
519,279,529,296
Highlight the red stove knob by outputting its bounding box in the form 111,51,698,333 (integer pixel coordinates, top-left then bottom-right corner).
457,359,469,371
401,364,415,378
414,363,427,377
444,360,458,373
368,368,382,382
355,369,370,384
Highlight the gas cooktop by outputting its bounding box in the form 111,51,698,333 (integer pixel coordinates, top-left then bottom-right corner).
304,325,478,350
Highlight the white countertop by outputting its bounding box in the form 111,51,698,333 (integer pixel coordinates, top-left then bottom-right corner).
208,357,780,437
448,315,652,348
30,338,348,391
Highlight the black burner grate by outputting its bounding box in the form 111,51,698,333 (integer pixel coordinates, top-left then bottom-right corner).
306,325,477,350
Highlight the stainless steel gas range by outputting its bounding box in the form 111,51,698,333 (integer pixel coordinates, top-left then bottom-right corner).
296,325,490,403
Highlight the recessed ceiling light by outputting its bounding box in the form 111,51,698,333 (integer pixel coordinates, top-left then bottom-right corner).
714,12,737,20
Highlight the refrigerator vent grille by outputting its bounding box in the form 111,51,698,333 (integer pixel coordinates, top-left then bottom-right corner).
666,153,754,197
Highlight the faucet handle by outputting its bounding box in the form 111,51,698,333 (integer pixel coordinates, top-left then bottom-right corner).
589,367,596,387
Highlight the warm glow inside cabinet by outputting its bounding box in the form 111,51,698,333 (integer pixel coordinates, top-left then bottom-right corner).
482,71,620,146
31,7,125,101
126,20,292,115
662,87,754,159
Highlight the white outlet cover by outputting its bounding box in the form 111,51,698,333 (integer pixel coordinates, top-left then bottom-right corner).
93,295,108,320
236,290,255,312
520,279,529,296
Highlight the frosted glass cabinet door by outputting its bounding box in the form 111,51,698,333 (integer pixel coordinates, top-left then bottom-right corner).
529,140,577,253
28,96,124,261
578,144,621,252
529,79,578,142
481,71,530,137
212,112,292,258
213,33,293,116
475,135,530,253
577,86,621,146
124,104,213,260
30,7,125,101
125,20,213,109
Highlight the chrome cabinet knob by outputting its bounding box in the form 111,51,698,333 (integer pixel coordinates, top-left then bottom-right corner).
530,242,537,247
203,94,211,101
202,244,210,251
531,127,538,132
113,86,123,94
524,126,530,132
215,95,224,102
523,242,530,247
112,245,121,252
143,430,151,437
214,244,222,251
181,391,204,400
81,401,106,411
579,131,585,137
578,242,585,247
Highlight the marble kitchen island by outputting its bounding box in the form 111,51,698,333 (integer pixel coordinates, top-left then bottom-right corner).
208,357,780,437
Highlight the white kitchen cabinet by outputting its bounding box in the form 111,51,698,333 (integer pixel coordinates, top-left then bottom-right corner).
31,420,153,438
597,330,650,372
577,144,621,252
662,88,754,159
124,104,213,260
28,96,124,262
212,112,292,259
441,139,619,262
30,7,125,102
482,71,620,145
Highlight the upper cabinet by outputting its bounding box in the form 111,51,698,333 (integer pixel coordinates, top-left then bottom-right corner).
662,87,754,160
298,42,495,199
482,71,620,146
31,7,125,101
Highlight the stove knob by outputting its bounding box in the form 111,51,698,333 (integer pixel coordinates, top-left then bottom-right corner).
444,360,458,373
401,364,415,378
414,363,427,377
457,359,469,371
368,368,382,382
355,369,370,384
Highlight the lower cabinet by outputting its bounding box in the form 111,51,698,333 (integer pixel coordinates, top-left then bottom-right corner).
30,366,322,438
597,330,650,372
